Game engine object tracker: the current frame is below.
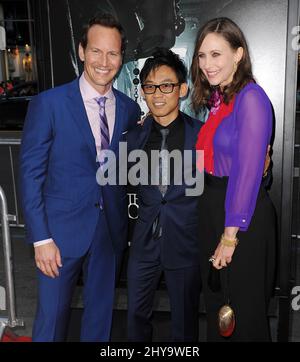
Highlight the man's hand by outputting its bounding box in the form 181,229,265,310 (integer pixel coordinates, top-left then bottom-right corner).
35,240,62,278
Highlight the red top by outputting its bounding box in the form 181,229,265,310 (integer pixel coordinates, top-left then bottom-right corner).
196,97,235,174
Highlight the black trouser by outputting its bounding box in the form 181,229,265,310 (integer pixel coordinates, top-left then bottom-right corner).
198,173,277,342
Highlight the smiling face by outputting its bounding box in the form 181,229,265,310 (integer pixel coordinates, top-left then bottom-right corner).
141,65,188,126
198,32,243,90
79,25,122,94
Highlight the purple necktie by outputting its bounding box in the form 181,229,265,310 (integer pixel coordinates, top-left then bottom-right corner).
95,96,110,151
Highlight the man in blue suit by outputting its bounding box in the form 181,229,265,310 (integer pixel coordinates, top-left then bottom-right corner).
126,48,203,341
19,13,140,342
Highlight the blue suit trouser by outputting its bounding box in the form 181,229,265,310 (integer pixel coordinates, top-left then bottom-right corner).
32,215,116,342
127,257,202,342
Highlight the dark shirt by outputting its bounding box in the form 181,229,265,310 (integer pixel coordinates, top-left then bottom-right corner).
144,113,185,183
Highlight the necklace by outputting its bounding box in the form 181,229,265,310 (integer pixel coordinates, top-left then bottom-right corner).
208,88,224,115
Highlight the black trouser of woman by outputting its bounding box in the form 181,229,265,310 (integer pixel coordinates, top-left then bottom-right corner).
198,173,277,342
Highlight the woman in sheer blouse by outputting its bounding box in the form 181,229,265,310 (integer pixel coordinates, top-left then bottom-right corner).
192,17,276,341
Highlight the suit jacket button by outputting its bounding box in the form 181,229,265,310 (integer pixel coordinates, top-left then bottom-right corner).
161,200,167,205
94,202,100,208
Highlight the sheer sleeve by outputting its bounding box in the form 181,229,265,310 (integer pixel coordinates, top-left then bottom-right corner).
225,86,272,231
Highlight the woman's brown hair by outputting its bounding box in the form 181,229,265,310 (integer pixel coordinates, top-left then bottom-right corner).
191,17,254,113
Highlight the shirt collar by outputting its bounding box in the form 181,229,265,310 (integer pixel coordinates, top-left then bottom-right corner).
79,73,114,102
152,113,182,133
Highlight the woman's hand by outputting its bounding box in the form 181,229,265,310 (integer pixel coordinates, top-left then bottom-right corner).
263,145,271,177
212,226,239,269
212,242,236,269
137,111,152,126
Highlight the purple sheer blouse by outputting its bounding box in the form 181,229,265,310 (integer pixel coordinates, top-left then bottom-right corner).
213,83,273,231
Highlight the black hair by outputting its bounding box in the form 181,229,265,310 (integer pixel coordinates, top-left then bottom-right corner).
140,48,187,84
80,12,127,54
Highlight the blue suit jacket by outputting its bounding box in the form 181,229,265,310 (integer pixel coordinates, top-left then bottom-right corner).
127,112,204,269
20,78,141,257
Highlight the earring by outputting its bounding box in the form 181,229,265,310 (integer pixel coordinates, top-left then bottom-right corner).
233,62,238,73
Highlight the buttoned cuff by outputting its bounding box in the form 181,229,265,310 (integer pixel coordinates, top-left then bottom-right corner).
225,213,249,231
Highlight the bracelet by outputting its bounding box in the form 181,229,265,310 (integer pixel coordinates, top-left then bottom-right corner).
220,234,239,247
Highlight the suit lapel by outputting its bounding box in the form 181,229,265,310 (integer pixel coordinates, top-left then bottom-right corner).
110,88,126,153
182,112,197,152
67,79,97,158
141,117,161,196
127,116,160,194
166,113,197,197
139,116,153,149
127,115,153,154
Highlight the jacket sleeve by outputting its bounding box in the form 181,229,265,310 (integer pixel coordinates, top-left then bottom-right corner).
19,94,54,242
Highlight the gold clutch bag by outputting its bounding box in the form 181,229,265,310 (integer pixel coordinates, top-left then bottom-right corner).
218,304,235,337
209,257,236,338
